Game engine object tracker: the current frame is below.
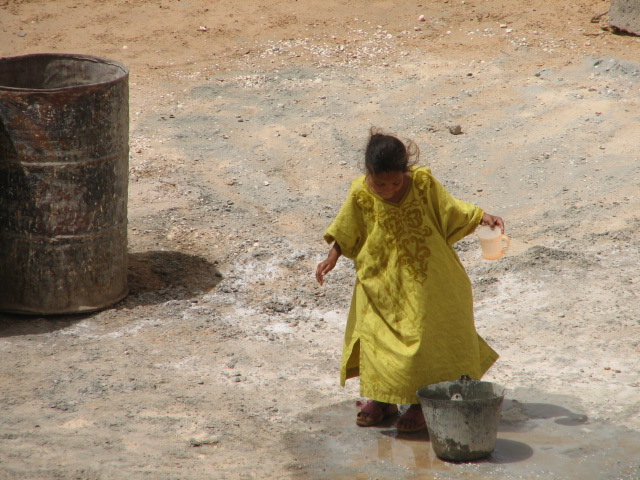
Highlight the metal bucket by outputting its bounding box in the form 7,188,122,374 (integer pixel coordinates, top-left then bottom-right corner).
416,375,505,461
0,53,129,314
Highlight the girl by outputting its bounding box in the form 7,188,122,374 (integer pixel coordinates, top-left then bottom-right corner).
315,129,503,433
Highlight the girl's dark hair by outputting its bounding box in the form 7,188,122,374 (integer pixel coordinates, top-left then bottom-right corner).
364,127,420,175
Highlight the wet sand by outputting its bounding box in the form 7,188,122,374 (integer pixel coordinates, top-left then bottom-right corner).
289,393,640,479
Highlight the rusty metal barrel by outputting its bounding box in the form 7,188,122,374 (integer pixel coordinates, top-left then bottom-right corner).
0,53,129,314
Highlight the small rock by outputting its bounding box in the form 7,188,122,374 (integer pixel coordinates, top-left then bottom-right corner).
448,124,463,135
190,437,219,447
419,14,426,21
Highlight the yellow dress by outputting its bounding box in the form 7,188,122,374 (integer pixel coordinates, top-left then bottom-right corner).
324,166,498,405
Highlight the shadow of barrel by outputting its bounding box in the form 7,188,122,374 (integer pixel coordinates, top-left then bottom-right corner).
123,250,223,307
0,250,223,336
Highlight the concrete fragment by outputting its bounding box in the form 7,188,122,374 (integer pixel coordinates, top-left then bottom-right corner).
609,0,640,35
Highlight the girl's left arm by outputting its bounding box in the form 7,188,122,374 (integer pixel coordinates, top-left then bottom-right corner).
480,212,505,233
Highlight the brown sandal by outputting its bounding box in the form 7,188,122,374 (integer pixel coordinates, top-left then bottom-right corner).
356,400,399,427
395,404,427,433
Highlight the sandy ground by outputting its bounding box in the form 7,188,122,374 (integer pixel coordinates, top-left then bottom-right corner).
1,0,639,479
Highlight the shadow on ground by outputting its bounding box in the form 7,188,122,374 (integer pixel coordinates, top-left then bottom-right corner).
124,250,223,307
0,313,82,338
0,250,222,337
285,395,640,479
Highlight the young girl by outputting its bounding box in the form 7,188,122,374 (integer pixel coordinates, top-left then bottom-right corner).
316,129,503,433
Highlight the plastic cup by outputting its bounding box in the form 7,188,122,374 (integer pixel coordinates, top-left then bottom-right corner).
476,225,510,260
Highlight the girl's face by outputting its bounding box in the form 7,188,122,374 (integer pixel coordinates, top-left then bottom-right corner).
367,171,407,201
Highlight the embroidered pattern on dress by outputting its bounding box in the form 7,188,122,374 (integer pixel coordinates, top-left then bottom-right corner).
377,198,432,284
413,170,432,193
354,190,374,213
353,178,432,284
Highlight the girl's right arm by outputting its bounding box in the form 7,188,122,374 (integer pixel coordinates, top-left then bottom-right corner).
315,242,342,285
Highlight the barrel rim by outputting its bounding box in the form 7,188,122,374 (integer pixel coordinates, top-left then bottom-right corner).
0,53,129,92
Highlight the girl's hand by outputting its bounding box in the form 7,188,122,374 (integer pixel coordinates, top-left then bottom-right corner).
481,213,505,233
316,258,337,285
316,242,342,285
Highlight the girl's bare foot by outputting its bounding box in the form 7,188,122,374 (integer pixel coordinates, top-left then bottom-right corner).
396,404,427,433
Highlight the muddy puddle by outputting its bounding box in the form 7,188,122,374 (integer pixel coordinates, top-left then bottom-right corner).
285,390,640,480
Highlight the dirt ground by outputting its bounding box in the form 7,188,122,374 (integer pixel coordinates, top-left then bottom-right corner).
1,0,639,479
